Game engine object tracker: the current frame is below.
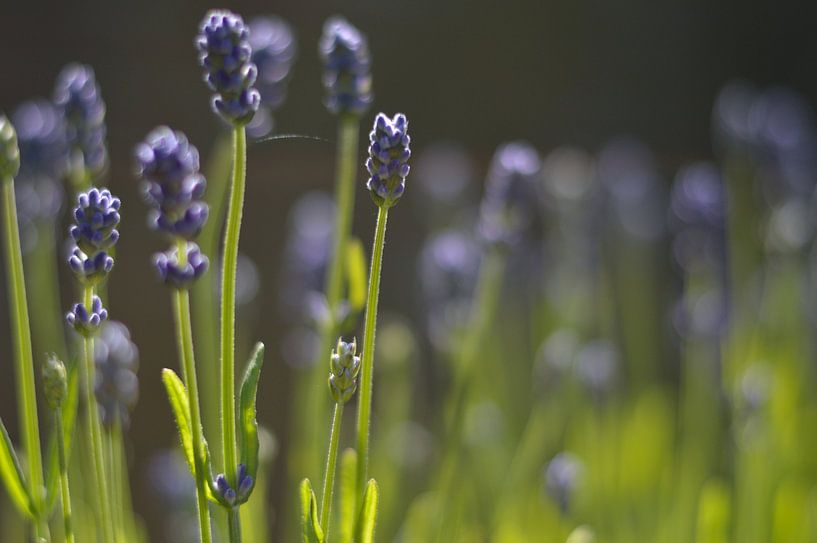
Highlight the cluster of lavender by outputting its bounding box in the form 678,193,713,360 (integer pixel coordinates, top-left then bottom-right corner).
65,188,119,335
366,113,411,208
135,127,209,288
247,16,297,138
196,10,260,126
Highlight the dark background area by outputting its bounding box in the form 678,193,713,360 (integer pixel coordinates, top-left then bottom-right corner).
1,0,817,540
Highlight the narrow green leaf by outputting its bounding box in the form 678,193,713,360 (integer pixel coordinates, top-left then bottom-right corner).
161,368,221,505
345,237,367,311
299,478,325,543
238,342,265,490
0,417,34,518
355,479,379,543
337,448,357,543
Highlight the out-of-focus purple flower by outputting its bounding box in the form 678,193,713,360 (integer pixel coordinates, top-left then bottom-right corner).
575,339,617,396
12,100,68,182
0,114,20,179
66,295,108,337
419,229,481,351
53,64,107,176
328,337,361,403
320,16,372,117
153,243,209,290
544,452,583,513
95,321,139,429
669,162,727,272
414,142,475,206
366,113,411,208
672,287,727,340
597,138,665,241
196,10,260,125
69,187,120,255
541,147,596,212
478,141,542,247
135,127,209,240
534,328,580,387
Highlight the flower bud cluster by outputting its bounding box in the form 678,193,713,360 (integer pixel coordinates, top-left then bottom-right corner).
366,113,411,208
328,337,361,404
320,17,372,117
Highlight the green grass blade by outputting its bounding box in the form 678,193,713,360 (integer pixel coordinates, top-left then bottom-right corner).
355,479,379,543
300,478,324,543
238,342,265,488
338,448,357,543
0,417,34,518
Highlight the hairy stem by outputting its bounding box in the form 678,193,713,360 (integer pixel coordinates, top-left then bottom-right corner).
173,272,213,543
1,178,47,538
81,286,114,543
221,126,247,542
55,408,74,543
320,402,344,537
355,205,389,502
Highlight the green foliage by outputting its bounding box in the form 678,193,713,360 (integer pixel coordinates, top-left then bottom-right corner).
337,448,358,543
345,237,367,312
355,479,379,543
300,478,324,543
238,342,265,492
0,417,33,518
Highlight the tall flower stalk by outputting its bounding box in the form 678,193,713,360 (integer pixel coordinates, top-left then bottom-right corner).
65,187,120,542
0,114,49,540
136,126,212,543
298,15,373,483
355,112,410,504
196,10,261,542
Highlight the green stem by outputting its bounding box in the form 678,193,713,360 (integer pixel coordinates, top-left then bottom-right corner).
355,205,389,502
1,178,46,538
300,117,361,481
80,287,114,543
173,283,213,543
27,221,68,361
55,408,74,543
221,126,246,542
320,402,344,537
228,508,242,543
193,133,234,468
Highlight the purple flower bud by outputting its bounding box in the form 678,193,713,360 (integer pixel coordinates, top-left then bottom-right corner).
478,142,542,247
544,452,583,513
0,114,20,179
214,464,254,507
153,242,209,289
366,113,411,208
66,295,108,337
69,187,120,255
68,246,114,286
53,64,107,176
196,10,260,126
319,16,372,117
95,321,139,429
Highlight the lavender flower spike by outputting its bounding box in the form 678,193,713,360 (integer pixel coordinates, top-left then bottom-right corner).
95,321,139,429
320,16,372,116
153,242,209,289
68,246,114,286
135,126,209,239
66,295,108,337
0,114,20,179
196,10,260,125
366,113,411,208
70,187,121,255
53,63,108,176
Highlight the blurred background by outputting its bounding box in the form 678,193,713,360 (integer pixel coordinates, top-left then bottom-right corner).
2,0,817,541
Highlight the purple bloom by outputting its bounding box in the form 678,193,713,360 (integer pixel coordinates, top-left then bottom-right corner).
320,16,372,117
196,10,260,125
12,100,69,182
153,242,209,289
95,321,139,429
215,464,253,507
53,64,107,176
544,452,583,513
66,295,108,337
70,187,120,255
0,114,20,179
68,246,114,286
477,142,542,246
249,16,296,111
135,127,209,240
366,113,411,208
